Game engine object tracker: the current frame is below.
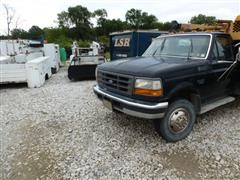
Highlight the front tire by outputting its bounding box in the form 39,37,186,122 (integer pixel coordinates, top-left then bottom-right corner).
154,99,196,142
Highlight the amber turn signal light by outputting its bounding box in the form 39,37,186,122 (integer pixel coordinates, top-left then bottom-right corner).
134,88,163,96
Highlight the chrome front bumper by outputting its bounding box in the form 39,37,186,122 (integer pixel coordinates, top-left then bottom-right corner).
93,85,168,119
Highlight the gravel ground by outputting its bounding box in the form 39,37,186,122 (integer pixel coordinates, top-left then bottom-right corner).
1,67,240,179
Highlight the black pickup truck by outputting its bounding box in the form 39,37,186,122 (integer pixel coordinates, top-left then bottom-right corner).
93,32,240,142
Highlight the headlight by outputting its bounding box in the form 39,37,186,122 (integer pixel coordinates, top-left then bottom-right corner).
134,78,163,96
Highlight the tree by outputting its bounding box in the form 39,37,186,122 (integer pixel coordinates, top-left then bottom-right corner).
11,28,28,39
44,28,65,43
3,4,15,37
97,35,108,45
68,25,93,40
95,18,129,36
14,16,22,29
57,5,92,28
28,25,44,39
92,9,107,19
156,22,171,31
125,8,142,29
56,5,93,40
57,11,71,28
125,9,159,29
141,13,158,29
190,14,216,25
68,5,92,27
44,27,73,53
92,9,108,27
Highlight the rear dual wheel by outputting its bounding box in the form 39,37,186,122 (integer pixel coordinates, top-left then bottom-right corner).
154,99,196,142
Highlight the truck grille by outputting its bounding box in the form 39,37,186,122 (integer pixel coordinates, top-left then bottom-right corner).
97,70,133,95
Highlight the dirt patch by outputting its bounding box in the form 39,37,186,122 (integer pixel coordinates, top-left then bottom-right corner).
168,152,202,178
6,121,61,180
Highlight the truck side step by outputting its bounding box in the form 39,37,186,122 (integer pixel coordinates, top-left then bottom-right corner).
200,96,235,114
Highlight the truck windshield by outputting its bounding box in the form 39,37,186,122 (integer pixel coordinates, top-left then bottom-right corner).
142,35,210,59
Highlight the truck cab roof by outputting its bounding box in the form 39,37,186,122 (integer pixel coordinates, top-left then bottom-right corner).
157,32,230,39
109,30,168,36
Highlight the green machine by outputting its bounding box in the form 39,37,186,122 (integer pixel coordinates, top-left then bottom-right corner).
60,47,67,63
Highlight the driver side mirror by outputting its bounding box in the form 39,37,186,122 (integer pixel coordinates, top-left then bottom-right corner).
235,43,240,62
237,49,240,62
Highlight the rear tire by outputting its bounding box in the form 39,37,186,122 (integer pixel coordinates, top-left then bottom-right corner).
45,74,49,80
51,67,57,74
154,99,196,142
68,73,74,81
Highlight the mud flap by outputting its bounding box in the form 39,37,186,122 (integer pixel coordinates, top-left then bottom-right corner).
68,65,97,80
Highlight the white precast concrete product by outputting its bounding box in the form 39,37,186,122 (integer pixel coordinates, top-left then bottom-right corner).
14,54,26,63
44,56,52,78
0,39,44,56
0,55,27,84
0,40,9,56
25,57,48,88
44,43,61,72
15,52,44,63
0,56,11,64
26,52,44,61
7,40,20,55
0,55,51,88
25,52,52,80
0,63,27,83
0,40,20,56
13,52,52,79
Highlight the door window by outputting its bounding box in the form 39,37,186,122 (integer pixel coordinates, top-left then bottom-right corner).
215,36,233,61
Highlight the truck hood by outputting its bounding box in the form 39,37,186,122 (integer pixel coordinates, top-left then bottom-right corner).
98,56,205,78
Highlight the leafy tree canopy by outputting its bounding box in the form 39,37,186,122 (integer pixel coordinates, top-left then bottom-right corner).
28,25,44,39
125,8,159,29
68,5,92,27
11,28,28,39
190,14,216,25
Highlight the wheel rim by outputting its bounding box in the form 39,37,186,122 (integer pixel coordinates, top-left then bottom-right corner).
169,108,190,133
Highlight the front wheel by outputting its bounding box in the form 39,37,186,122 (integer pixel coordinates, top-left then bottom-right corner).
154,99,196,142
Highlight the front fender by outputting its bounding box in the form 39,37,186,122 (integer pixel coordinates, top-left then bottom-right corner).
167,81,198,99
165,81,201,113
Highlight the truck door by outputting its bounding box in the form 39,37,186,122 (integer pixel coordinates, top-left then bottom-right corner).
211,35,234,97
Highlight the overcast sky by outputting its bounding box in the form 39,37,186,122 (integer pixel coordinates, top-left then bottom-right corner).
0,0,239,35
